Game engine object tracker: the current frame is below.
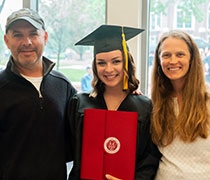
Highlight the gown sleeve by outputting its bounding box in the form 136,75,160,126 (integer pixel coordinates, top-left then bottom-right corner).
130,95,161,180
134,114,161,180
67,93,102,180
67,93,83,179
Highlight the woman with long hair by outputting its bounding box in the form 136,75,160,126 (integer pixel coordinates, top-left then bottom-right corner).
151,30,210,179
68,25,161,180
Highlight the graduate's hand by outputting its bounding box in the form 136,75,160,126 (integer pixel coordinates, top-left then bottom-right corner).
105,174,122,180
132,89,143,95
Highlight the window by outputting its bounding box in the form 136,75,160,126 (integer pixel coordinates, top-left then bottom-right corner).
148,0,210,95
0,0,23,69
38,0,106,92
2,0,210,97
208,6,210,29
176,5,193,29
150,12,161,31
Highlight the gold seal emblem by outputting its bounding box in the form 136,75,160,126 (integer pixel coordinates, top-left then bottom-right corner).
104,137,120,154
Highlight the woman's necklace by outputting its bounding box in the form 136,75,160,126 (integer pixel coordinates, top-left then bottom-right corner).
104,93,127,111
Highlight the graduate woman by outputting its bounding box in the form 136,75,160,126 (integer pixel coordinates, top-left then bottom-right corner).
68,25,161,180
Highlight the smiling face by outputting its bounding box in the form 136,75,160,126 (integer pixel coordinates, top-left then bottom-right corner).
4,20,48,74
95,49,124,90
159,37,191,84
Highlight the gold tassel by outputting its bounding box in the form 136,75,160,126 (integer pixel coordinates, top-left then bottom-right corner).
122,27,128,90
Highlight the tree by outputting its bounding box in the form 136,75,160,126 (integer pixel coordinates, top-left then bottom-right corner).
39,0,73,70
69,0,105,60
150,0,169,15
178,0,208,23
150,0,208,22
39,0,105,70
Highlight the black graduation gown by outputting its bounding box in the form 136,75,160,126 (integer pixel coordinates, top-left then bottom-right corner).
68,93,161,180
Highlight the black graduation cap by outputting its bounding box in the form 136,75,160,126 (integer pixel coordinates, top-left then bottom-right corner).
75,24,144,90
75,24,144,56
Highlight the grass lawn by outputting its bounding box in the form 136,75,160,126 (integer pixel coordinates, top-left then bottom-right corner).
0,57,88,83
59,68,86,82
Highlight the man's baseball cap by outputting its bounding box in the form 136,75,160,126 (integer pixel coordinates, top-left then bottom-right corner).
5,8,45,32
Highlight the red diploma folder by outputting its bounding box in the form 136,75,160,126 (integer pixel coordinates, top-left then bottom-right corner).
80,108,138,180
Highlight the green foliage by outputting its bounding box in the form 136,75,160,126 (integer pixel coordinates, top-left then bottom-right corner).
39,0,74,69
150,0,169,15
39,0,105,64
67,0,106,60
178,0,208,22
150,0,208,22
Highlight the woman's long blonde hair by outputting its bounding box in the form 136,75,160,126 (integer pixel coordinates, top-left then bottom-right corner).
151,30,210,146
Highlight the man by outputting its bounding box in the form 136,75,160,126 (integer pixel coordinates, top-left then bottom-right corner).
81,65,93,92
0,8,77,179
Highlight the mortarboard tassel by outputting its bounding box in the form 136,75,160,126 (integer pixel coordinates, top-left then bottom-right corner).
122,27,128,90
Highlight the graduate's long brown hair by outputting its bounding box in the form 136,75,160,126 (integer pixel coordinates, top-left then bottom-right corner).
151,30,210,146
